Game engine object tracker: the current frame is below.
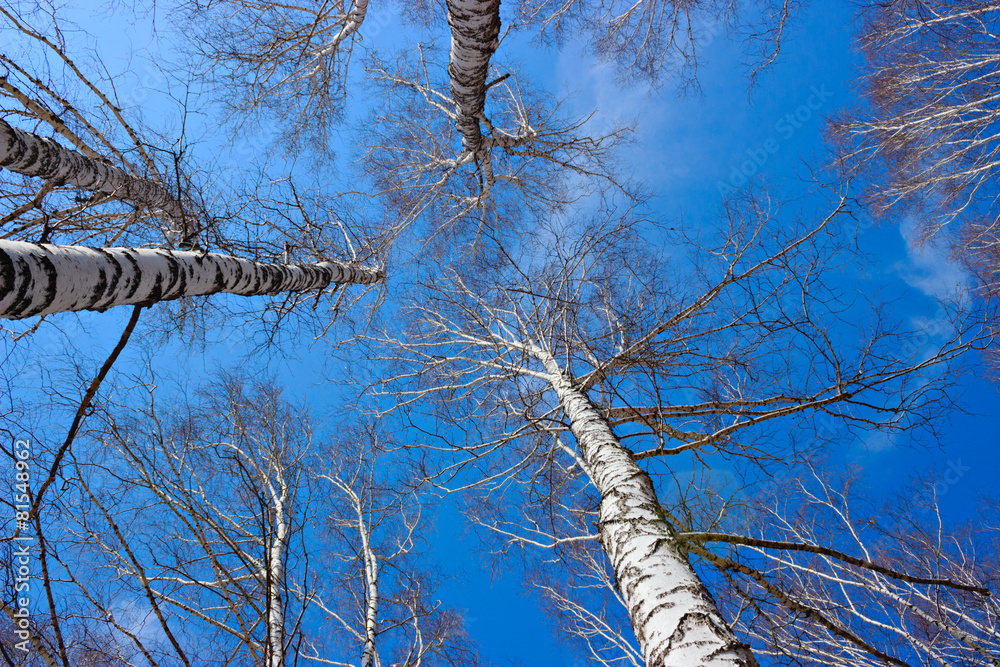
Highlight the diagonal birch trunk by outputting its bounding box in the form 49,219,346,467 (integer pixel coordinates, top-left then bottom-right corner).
0,119,184,220
0,240,383,319
534,349,758,667
445,0,502,152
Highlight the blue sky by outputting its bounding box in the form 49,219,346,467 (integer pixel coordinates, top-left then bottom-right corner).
5,0,1000,665
423,1,1000,662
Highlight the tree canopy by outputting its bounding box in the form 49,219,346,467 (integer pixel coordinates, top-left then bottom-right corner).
0,1,998,666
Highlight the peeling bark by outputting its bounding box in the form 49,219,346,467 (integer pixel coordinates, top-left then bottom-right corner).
0,118,184,219
0,240,383,319
445,0,502,152
535,351,758,667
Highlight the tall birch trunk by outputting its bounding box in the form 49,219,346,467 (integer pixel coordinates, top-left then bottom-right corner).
357,503,380,667
445,0,501,152
265,483,290,667
0,240,383,319
0,119,184,220
535,350,758,667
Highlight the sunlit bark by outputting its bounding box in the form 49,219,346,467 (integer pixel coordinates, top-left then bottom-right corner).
0,240,383,319
445,0,502,152
536,348,757,667
1,118,183,220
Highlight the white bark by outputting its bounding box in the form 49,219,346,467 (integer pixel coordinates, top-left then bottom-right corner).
357,499,380,667
0,118,184,220
535,350,757,667
312,0,370,63
265,476,290,667
445,0,502,151
0,240,383,319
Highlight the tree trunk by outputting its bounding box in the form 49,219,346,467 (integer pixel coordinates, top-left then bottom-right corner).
445,0,501,152
0,240,383,319
358,510,380,667
0,119,184,220
265,484,290,667
536,351,758,667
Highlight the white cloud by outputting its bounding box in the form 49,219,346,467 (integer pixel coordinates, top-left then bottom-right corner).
862,428,898,452
556,45,656,136
895,217,970,302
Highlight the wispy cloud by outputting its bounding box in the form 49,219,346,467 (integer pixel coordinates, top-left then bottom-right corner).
896,217,970,302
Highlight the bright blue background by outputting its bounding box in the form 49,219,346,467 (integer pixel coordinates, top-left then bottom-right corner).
5,1,999,665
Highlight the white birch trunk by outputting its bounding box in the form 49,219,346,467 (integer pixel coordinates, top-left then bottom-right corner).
0,119,184,219
445,0,501,151
265,484,290,667
0,240,383,319
357,505,380,667
536,351,758,667
316,0,369,58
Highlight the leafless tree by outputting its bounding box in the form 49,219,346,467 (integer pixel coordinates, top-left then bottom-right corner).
836,1,1000,237
0,1,196,250
178,0,796,263
710,466,1000,667
371,187,990,666
515,0,801,88
361,46,631,254
5,371,474,666
185,0,373,152
299,418,475,667
833,2,1000,308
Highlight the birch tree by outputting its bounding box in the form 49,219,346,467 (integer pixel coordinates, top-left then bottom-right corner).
714,467,1000,667
186,0,373,151
373,189,988,666
15,372,474,667
362,47,630,251
834,2,1000,325
0,117,184,223
300,418,476,667
837,1,1000,235
0,1,196,249
0,239,382,320
514,0,802,87
182,0,792,259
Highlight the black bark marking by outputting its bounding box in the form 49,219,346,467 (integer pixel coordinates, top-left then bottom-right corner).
84,263,109,310
162,253,182,300
173,255,188,301
120,250,143,301
20,249,58,319
143,273,164,307
213,262,226,292
101,252,124,310
0,246,25,316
